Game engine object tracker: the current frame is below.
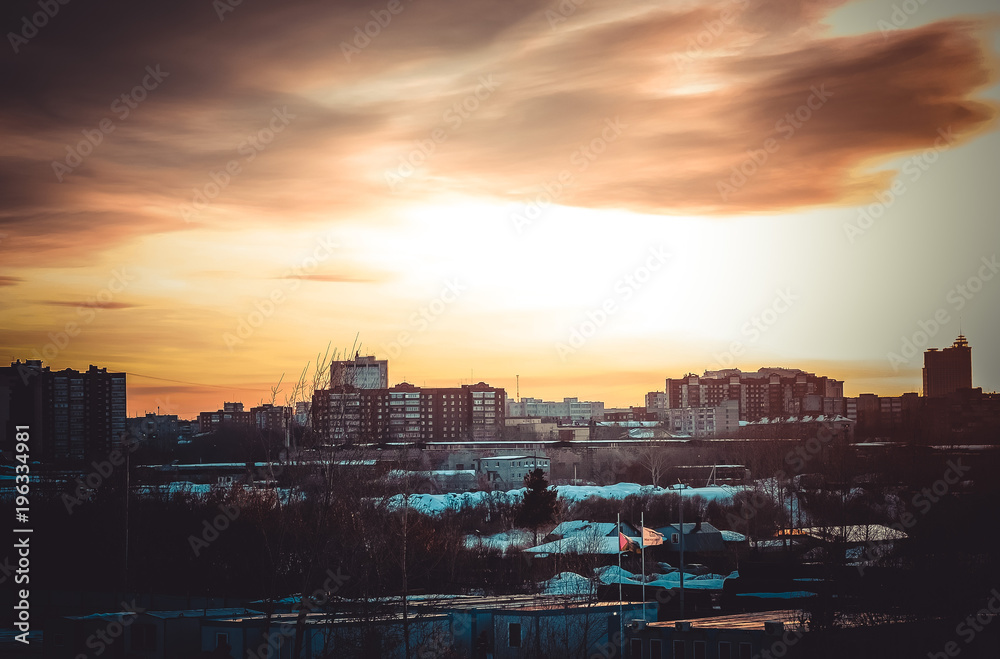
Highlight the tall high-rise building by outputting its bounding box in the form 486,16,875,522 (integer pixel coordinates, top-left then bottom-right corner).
331,354,388,389
0,360,126,461
923,334,972,397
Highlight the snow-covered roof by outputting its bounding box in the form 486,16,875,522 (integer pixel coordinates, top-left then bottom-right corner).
525,535,639,556
540,572,595,595
792,524,908,543
656,522,721,535
549,520,632,539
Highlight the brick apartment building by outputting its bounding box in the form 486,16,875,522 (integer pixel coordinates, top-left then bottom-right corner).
313,381,505,444
0,360,126,461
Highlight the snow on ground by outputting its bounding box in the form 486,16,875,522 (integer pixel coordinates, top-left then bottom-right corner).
593,565,737,591
595,565,641,585
463,529,534,552
387,482,737,515
645,571,734,590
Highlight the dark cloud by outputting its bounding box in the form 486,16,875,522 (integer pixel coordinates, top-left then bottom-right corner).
0,0,996,266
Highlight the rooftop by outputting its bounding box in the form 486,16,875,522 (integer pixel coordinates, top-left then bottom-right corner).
647,609,805,631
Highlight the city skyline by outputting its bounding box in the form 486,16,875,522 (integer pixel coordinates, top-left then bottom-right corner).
2,0,999,420
5,329,986,420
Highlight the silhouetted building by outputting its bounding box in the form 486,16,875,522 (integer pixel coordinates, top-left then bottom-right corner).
664,368,844,421
0,360,126,461
198,402,252,433
250,403,290,438
845,393,920,438
923,334,972,397
313,381,505,444
604,407,659,423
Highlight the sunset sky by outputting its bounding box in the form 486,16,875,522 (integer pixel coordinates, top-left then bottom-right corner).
2,0,999,419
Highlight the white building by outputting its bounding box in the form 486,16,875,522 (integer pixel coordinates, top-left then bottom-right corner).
331,354,388,389
506,397,604,422
474,454,550,485
661,399,740,437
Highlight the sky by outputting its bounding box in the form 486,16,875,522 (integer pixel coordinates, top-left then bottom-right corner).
1,0,998,419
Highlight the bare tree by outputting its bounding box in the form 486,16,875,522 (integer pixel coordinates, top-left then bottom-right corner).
635,444,669,487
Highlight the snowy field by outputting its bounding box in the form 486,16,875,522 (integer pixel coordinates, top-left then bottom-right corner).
389,482,736,515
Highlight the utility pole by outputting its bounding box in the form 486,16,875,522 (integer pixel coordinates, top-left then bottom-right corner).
679,484,685,618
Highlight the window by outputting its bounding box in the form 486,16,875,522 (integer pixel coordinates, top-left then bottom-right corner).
719,642,731,659
630,639,643,658
673,640,685,659
694,641,706,659
509,623,521,647
651,639,662,658
671,533,680,544
738,643,752,659
216,632,230,648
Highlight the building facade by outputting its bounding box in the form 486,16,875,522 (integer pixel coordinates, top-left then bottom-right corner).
505,396,605,422
664,368,844,421
331,353,389,390
0,360,126,461
250,403,290,437
313,381,505,444
198,402,252,433
473,454,550,485
923,334,972,397
660,399,740,437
